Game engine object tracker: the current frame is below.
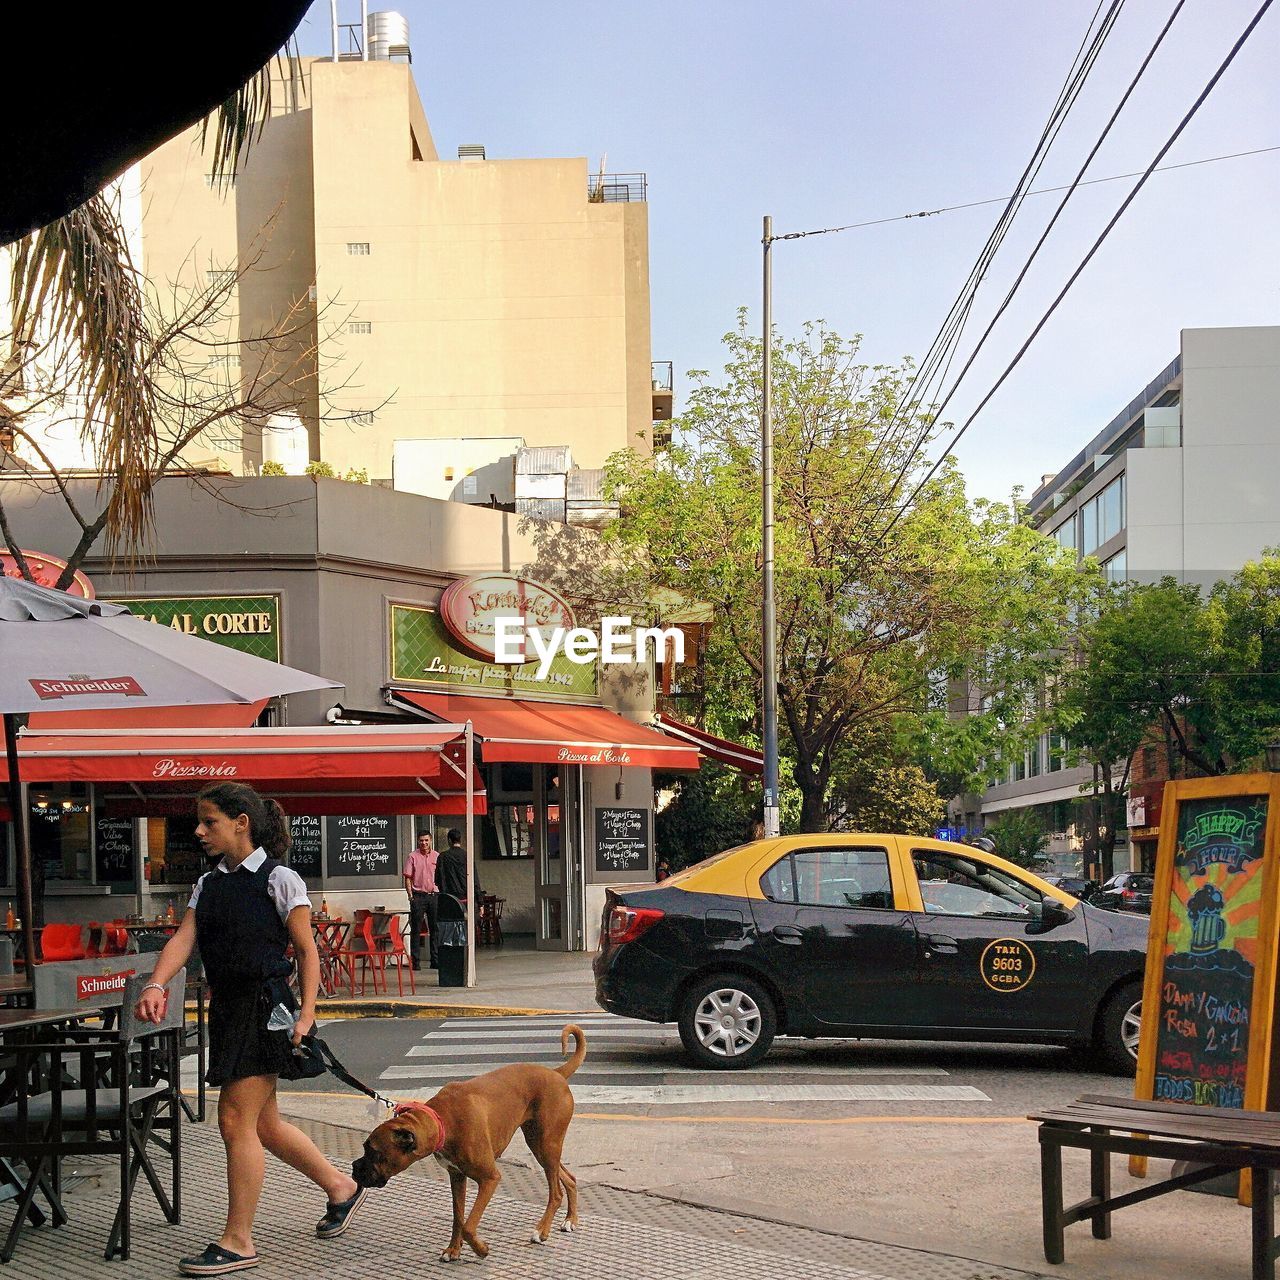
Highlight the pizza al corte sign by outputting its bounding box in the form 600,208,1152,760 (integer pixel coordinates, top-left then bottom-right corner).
440,575,576,662
439,574,685,679
0,549,94,598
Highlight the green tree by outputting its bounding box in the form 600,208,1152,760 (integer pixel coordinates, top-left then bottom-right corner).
981,809,1051,871
604,316,1082,831
655,765,758,872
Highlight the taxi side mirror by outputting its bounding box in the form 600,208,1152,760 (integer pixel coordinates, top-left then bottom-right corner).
1039,897,1073,926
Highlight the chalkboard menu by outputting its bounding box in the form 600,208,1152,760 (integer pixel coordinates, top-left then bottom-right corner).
1152,794,1268,1110
162,820,209,885
95,814,135,883
594,808,649,874
288,815,323,879
326,815,395,878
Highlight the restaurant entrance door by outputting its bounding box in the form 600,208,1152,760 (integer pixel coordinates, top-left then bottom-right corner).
534,766,583,951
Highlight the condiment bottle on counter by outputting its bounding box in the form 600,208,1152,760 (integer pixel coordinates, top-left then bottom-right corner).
321,894,330,917
165,900,176,924
4,903,13,930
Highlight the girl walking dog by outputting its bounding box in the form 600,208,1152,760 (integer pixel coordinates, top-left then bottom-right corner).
136,782,368,1275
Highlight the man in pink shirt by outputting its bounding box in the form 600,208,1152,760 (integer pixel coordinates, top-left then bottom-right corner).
402,832,439,970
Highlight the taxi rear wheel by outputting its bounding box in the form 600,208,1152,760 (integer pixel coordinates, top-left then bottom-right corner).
678,975,776,1069
1096,980,1142,1075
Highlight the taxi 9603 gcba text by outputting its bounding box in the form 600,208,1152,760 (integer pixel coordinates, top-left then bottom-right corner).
594,835,1149,1072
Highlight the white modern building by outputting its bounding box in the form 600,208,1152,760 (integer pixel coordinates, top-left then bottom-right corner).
959,325,1280,871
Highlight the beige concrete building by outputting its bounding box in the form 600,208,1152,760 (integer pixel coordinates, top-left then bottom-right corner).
134,52,664,483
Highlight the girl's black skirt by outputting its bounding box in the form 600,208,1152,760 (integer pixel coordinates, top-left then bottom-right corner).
206,982,308,1086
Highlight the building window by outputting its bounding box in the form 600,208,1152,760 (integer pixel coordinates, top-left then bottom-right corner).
30,785,92,883
207,353,239,369
1142,744,1159,777
1048,731,1068,773
347,320,372,335
346,242,371,256
1028,739,1042,778
205,268,237,288
1052,516,1077,555
1102,549,1127,583
352,410,374,426
1081,475,1125,555
203,174,237,189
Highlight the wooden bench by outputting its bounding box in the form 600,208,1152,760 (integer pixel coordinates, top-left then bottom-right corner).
1030,1094,1280,1280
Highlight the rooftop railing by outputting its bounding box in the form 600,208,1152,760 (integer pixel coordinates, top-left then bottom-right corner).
588,172,647,203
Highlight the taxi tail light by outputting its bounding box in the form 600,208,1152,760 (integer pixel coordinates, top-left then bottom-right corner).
607,905,664,946
1123,888,1137,900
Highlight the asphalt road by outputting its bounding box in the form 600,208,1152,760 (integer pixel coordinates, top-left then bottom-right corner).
280,1011,1122,1119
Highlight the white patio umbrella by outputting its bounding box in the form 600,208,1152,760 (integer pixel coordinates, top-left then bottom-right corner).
0,578,341,971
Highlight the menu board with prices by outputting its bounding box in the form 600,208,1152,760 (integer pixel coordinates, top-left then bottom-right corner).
594,808,650,874
326,816,395,878
95,815,136,883
288,815,323,879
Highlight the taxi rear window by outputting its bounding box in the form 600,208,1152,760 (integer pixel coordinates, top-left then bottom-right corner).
762,847,893,910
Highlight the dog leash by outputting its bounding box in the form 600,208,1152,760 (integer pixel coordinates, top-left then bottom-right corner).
296,1033,398,1112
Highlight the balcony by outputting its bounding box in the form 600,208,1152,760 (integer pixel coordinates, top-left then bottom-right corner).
588,172,647,203
651,360,673,429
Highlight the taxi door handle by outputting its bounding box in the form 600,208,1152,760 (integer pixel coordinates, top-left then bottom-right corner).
772,925,803,945
922,934,958,956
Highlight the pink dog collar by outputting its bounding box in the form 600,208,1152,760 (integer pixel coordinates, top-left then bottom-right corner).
393,1100,447,1155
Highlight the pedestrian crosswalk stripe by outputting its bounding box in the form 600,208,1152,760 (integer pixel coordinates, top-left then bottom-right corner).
381,1060,952,1079
385,1083,990,1105
440,1018,655,1029
424,1027,676,1041
402,1045,951,1072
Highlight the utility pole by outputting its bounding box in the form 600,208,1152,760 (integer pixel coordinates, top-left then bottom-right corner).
761,216,780,839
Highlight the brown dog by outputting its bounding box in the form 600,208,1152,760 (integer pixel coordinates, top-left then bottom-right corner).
352,1024,585,1261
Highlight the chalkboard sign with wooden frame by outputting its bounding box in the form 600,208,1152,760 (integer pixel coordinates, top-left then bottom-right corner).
1131,774,1280,1194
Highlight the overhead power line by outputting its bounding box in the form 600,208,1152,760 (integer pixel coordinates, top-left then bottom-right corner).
837,0,1126,532
777,145,1280,242
876,0,1276,551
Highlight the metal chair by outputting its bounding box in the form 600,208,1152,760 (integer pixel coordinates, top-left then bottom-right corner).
0,968,186,1262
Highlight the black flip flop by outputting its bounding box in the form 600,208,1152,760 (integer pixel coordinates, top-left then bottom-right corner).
316,1185,369,1239
178,1243,260,1275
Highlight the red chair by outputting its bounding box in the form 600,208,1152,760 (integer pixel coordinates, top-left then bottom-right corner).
379,915,416,997
40,923,86,962
335,916,386,997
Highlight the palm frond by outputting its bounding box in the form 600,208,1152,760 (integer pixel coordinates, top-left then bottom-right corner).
200,47,304,187
9,194,157,558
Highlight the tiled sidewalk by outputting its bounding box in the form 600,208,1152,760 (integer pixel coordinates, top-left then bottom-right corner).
8,1114,1046,1280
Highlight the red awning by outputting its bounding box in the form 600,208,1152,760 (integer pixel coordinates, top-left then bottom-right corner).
654,714,763,775
390,691,701,770
17,725,487,817
26,700,269,731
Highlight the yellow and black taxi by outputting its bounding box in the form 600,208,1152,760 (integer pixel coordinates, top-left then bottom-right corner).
594,835,1149,1072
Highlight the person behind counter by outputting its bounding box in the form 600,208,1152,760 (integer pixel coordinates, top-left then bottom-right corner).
135,782,368,1276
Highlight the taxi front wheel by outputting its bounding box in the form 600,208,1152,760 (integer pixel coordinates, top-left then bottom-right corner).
1096,980,1142,1076
678,975,776,1069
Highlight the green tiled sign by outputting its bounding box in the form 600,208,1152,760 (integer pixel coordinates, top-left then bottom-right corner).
389,604,598,700
113,595,282,661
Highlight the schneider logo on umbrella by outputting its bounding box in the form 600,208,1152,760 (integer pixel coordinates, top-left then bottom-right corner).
29,676,147,699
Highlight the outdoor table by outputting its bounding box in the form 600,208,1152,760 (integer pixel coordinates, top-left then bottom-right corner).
310,918,350,998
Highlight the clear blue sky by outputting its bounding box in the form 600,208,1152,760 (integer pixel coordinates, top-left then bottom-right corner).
299,1,1278,502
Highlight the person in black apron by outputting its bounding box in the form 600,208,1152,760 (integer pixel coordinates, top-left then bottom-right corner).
136,782,368,1276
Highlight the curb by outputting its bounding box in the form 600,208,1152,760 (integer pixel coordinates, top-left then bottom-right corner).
313,1001,594,1019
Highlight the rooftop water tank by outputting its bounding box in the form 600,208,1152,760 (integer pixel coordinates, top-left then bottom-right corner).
367,11,411,61
261,413,310,475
